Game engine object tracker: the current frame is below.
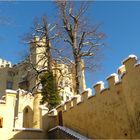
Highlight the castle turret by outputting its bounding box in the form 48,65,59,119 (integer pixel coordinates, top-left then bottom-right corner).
30,36,46,69
29,36,47,92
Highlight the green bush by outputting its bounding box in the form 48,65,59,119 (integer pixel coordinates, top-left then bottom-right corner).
40,72,61,109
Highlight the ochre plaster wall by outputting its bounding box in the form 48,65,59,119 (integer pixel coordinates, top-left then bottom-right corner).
50,55,140,139
0,90,17,139
0,90,48,139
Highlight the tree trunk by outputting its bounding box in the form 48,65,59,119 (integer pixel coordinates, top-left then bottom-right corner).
74,55,81,94
46,41,52,73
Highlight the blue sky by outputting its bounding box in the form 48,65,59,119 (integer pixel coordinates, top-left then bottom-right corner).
0,1,140,88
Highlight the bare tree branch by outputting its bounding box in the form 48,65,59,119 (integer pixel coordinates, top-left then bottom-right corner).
56,1,105,94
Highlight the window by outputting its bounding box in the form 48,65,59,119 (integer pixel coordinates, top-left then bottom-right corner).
6,81,13,89
61,96,63,100
70,87,72,92
23,106,33,128
65,80,68,87
0,117,3,128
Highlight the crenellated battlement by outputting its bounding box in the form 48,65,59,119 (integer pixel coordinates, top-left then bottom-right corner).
122,54,137,68
51,55,139,113
0,58,12,68
0,54,140,139
48,54,140,139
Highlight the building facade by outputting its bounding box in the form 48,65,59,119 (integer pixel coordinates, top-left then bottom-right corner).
0,54,140,139
0,37,86,102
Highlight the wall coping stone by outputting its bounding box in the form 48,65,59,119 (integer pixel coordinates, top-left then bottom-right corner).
13,128,43,132
5,89,17,94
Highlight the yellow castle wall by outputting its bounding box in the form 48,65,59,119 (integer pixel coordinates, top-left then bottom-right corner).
0,90,48,139
1,54,140,139
0,67,14,97
0,90,17,139
49,55,140,139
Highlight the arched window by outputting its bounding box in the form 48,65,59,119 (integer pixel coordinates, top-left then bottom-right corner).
23,106,33,128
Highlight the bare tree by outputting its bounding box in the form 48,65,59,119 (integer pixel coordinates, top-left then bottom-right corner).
56,1,105,94
23,16,73,107
27,16,59,74
24,16,71,90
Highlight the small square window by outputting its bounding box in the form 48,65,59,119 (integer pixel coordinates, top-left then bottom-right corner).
6,81,13,89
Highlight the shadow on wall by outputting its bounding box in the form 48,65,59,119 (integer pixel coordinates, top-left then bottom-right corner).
0,116,3,128
58,111,63,126
10,130,44,139
10,110,57,139
48,128,77,139
42,111,58,138
47,55,140,139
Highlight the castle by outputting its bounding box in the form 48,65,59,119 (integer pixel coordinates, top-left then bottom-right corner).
0,37,86,101
0,38,140,139
0,37,86,139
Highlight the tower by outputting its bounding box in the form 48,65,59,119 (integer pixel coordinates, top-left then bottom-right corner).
29,36,47,69
29,36,47,92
